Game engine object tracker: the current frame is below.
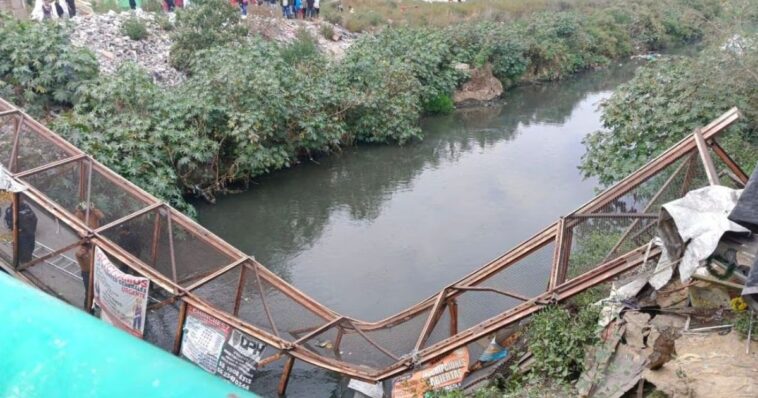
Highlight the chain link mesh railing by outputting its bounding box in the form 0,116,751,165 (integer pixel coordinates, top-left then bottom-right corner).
0,97,748,391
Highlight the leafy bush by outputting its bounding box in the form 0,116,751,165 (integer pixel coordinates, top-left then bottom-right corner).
279,29,319,65
320,24,334,41
525,304,599,381
141,0,164,12
92,0,120,13
345,27,463,107
169,0,247,72
0,15,98,118
581,46,758,186
156,15,174,32
121,17,148,41
53,64,197,215
423,94,454,115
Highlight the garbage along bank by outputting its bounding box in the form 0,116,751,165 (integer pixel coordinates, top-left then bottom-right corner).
0,95,752,397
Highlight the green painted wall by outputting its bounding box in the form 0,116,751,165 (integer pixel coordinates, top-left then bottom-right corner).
0,272,258,398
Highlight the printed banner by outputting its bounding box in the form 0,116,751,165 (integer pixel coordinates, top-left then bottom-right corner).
93,246,149,337
392,347,469,398
181,306,266,391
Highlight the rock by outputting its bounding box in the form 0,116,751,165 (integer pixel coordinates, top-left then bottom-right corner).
453,63,503,105
453,63,470,72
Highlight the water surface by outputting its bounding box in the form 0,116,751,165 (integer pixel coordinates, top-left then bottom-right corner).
195,63,639,323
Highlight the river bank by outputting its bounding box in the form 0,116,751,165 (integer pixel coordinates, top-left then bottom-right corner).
0,0,719,215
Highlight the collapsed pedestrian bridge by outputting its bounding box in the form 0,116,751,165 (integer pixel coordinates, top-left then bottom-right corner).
0,97,749,392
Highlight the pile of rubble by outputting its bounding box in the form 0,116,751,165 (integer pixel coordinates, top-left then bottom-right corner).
574,181,758,398
245,12,357,59
69,10,184,86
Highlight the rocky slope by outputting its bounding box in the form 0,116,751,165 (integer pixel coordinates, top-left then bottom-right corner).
69,10,356,87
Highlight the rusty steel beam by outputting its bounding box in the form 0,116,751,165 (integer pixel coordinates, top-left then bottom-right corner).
0,97,744,383
253,263,280,337
602,154,692,263
13,153,87,179
184,257,247,291
694,128,720,186
452,286,530,302
569,213,659,219
94,202,163,234
710,139,749,184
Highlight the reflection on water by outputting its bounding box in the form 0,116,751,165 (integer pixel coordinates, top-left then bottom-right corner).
195,62,639,322
194,62,639,397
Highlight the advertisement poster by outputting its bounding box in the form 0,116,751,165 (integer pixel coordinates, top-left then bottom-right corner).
93,246,149,337
181,306,266,391
392,347,469,398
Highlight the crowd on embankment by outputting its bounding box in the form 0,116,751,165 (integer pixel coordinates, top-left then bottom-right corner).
1,0,754,217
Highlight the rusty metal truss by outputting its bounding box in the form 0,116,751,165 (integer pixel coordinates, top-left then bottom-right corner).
0,97,748,392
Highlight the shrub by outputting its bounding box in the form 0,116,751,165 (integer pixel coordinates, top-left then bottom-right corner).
423,94,454,115
581,45,758,186
0,14,98,118
525,304,599,381
280,29,319,65
121,17,148,41
92,0,120,13
141,0,164,12
169,0,246,72
156,15,174,31
320,23,334,41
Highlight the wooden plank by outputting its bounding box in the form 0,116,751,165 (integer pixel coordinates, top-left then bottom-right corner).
694,128,720,186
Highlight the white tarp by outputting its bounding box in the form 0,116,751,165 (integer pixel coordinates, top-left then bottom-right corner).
657,186,748,284
0,165,27,193
93,246,149,337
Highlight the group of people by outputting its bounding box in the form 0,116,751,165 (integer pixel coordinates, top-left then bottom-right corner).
235,0,319,19
279,0,320,19
37,0,77,20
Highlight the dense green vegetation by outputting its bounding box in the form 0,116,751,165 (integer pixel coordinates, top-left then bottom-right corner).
0,15,98,118
0,0,731,214
581,0,758,185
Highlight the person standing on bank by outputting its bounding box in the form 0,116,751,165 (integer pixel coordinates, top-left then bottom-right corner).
74,202,104,311
305,0,313,19
4,201,38,265
240,0,248,18
64,0,75,17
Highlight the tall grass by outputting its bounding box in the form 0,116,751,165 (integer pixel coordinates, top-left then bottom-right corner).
324,0,618,32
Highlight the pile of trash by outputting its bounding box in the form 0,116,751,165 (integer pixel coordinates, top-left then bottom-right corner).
575,177,758,397
69,10,184,86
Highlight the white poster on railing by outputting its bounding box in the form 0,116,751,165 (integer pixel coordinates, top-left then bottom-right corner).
181,306,266,391
93,246,149,337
